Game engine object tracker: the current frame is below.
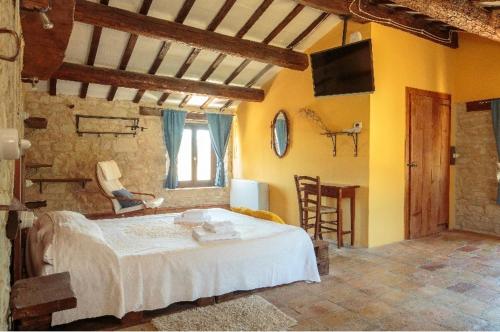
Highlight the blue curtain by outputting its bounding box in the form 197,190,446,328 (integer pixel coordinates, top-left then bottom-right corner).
207,113,233,187
492,100,500,205
163,110,187,189
275,118,287,156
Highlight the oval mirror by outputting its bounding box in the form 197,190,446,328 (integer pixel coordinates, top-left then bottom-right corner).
272,110,289,158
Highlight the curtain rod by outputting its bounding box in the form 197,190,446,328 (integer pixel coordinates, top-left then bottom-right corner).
139,106,235,117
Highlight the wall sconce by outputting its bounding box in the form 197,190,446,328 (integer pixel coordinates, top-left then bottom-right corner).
0,129,31,160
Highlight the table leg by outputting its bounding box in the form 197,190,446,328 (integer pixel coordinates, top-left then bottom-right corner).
350,195,355,246
337,191,343,248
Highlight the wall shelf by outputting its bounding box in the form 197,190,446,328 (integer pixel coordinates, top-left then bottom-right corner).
29,178,92,193
24,117,48,129
321,131,360,157
25,200,47,209
25,162,52,169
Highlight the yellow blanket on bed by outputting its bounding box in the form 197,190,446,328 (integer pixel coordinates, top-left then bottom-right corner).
231,207,285,224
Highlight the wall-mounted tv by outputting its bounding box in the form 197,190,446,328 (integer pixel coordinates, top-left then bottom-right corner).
311,39,375,97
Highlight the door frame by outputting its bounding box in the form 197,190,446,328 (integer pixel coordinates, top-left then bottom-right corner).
404,87,452,240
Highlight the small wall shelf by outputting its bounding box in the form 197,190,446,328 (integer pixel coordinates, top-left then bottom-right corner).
29,178,92,193
24,117,48,129
322,131,360,157
25,201,47,209
25,162,52,169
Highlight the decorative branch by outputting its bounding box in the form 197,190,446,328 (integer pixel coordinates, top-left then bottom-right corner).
298,108,332,134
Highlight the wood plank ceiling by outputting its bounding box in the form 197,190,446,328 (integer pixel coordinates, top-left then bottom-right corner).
32,0,496,111
39,0,339,110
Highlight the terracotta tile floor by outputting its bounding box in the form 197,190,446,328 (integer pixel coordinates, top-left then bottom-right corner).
128,231,500,331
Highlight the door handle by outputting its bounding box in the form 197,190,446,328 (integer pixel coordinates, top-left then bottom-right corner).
407,162,418,168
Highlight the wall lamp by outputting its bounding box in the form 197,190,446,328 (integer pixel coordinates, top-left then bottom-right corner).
0,129,31,160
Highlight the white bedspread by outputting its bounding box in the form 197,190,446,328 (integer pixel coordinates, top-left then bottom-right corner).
42,208,320,325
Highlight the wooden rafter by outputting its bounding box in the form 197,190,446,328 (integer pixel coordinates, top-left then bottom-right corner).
74,0,308,69
107,0,154,101
79,0,109,99
220,12,330,110
177,0,274,108
133,0,196,103
204,3,307,109
52,63,265,102
298,0,458,47
21,0,76,80
389,0,500,42
157,0,237,106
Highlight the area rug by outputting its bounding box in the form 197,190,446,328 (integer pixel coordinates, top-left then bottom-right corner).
151,295,297,331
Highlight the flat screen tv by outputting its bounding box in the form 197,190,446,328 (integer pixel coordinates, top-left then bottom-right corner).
311,39,374,97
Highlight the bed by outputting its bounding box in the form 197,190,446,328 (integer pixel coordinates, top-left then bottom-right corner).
26,208,320,326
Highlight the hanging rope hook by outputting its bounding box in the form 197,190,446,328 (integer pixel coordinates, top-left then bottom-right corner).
0,28,21,62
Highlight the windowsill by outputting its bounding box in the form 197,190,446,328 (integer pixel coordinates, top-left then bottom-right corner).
166,186,225,191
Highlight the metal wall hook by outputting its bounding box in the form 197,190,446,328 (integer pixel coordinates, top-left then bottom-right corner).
0,29,21,62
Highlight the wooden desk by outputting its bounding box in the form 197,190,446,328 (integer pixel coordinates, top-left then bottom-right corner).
304,183,359,247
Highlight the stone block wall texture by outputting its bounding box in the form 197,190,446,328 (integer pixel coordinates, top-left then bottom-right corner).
0,0,22,328
455,103,500,236
23,92,231,214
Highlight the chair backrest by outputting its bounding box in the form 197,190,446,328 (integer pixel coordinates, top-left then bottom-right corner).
294,175,322,229
96,160,125,213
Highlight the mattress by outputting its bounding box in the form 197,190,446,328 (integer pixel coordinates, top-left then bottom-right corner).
28,208,320,325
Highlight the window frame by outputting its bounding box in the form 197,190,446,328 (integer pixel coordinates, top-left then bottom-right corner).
177,122,216,188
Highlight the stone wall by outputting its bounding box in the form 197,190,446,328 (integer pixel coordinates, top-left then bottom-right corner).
455,103,500,236
0,0,22,328
23,92,231,214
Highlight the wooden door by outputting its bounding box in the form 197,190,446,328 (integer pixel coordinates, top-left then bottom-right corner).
405,87,451,239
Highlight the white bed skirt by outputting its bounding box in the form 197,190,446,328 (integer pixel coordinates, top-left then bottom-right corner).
30,209,320,326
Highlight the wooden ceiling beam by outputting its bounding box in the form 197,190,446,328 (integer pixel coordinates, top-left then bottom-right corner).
107,0,154,101
299,0,457,48
21,0,76,80
157,0,237,106
74,0,308,70
80,0,109,99
296,0,366,22
389,0,500,42
133,0,195,104
220,12,330,110
53,63,264,102
176,0,274,109
204,3,306,108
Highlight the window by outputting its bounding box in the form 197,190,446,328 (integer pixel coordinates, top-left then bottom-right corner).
176,122,215,187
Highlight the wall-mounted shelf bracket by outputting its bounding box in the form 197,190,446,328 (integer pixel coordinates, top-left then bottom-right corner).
322,131,359,157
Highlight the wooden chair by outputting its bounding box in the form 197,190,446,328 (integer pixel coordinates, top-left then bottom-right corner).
294,175,343,247
96,160,164,215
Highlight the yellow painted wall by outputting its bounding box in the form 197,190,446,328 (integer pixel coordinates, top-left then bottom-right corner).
236,20,500,248
235,22,372,246
368,24,455,246
452,33,500,103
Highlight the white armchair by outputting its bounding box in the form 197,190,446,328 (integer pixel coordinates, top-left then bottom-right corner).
96,160,164,215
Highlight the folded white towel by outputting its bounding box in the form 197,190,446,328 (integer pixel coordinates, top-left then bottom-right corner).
192,227,241,242
182,209,210,219
203,220,234,233
174,209,211,226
